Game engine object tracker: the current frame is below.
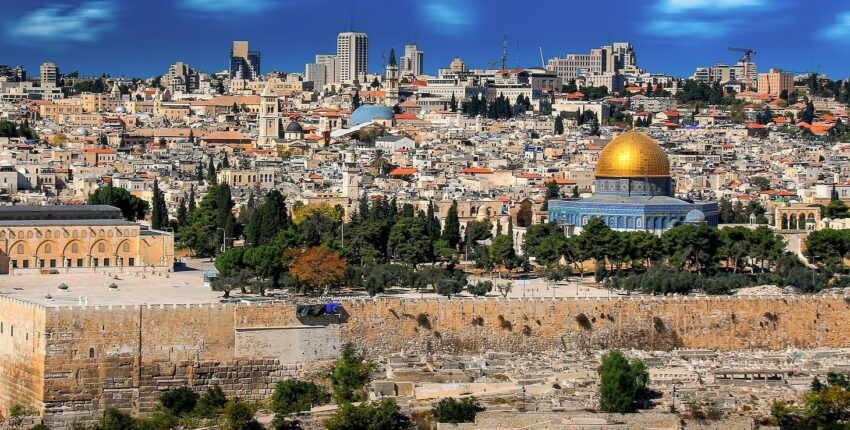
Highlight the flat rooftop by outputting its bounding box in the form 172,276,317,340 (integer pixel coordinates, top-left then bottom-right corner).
0,258,221,308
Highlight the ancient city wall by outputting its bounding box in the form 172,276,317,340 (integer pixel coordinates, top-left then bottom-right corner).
3,295,849,427
0,296,46,420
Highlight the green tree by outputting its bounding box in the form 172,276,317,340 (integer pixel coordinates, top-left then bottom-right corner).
436,277,465,298
750,176,771,191
449,93,458,112
489,234,517,272
352,90,361,110
194,385,228,418
222,398,261,430
541,181,561,211
805,229,850,268
465,220,493,245
388,216,431,268
271,379,329,418
176,196,188,228
207,157,217,183
597,350,648,413
825,199,849,219
325,399,410,430
150,178,168,230
87,184,148,221
432,397,483,423
330,343,374,404
467,280,493,296
554,115,564,135
661,225,720,274
245,190,289,246
442,200,461,249
159,387,198,416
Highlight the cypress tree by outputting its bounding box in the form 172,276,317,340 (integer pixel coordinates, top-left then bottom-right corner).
176,195,188,227
450,93,458,112
207,158,217,183
187,187,196,212
554,116,564,135
151,178,167,230
442,200,461,249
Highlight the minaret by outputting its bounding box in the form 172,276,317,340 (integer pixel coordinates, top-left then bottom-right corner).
341,148,360,200
385,48,399,107
258,80,279,147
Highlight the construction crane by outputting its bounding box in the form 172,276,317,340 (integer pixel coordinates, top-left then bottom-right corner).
729,47,757,89
539,47,546,69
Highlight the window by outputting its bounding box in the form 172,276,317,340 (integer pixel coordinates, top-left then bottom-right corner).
128,258,135,266
103,258,110,267
16,244,23,254
93,258,99,267
98,243,105,253
11,261,17,269
66,259,71,267
50,259,56,268
88,348,95,358
72,243,79,253
122,243,129,253
22,260,29,268
45,244,52,253
39,259,45,268
76,259,83,267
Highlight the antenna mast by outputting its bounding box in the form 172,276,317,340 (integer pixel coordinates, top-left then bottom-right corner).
501,33,508,70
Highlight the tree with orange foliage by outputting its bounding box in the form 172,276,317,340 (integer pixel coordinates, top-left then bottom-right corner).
285,246,347,295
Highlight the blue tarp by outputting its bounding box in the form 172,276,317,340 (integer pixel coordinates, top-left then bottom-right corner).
325,302,342,314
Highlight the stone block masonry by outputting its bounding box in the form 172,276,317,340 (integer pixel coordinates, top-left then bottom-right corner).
1,295,849,428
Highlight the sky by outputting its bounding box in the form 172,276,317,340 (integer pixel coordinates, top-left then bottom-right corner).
2,0,850,80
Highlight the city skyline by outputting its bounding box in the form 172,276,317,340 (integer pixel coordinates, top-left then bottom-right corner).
3,0,850,79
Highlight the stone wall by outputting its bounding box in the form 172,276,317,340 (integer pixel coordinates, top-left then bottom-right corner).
2,295,849,427
0,296,46,420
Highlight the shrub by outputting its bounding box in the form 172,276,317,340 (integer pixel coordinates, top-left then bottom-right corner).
98,408,136,430
498,315,512,331
467,281,493,297
193,385,227,418
330,343,374,404
271,379,329,416
159,386,199,416
222,398,261,430
597,350,648,413
576,313,592,331
432,397,484,423
416,313,431,329
325,399,411,430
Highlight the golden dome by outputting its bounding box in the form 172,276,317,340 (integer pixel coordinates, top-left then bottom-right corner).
595,131,670,178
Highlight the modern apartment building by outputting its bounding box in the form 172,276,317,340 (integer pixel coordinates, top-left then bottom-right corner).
691,61,757,86
229,40,261,80
336,32,368,84
545,43,636,82
758,68,794,97
40,62,59,87
401,44,424,77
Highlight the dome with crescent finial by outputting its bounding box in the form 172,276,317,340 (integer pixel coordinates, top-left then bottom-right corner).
595,131,670,178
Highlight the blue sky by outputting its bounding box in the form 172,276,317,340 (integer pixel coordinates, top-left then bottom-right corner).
2,0,850,79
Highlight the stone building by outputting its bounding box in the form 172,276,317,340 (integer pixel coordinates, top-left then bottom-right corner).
0,205,173,274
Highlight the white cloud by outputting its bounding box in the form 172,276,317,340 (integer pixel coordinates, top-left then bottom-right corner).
6,2,118,46
421,0,474,34
820,11,850,40
180,0,274,14
645,0,772,39
657,0,766,13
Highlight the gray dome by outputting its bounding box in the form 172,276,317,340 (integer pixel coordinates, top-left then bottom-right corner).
76,127,89,136
115,105,127,113
685,209,706,224
349,104,394,127
285,120,303,133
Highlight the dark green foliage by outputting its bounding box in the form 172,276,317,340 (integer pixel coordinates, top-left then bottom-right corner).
489,234,517,272
177,184,235,256
436,277,465,298
150,179,168,230
30,425,50,430
432,397,483,423
96,408,135,430
467,281,493,296
554,115,564,135
87,184,149,221
770,371,850,429
331,343,374,404
194,385,228,418
271,379,329,417
441,200,461,249
597,350,648,413
352,90,361,110
159,386,198,416
388,216,431,268
325,399,411,430
244,190,289,247
541,181,561,211
0,119,37,140
675,80,726,105
222,398,262,430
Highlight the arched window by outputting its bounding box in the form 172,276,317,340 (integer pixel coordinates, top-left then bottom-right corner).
98,243,106,253
46,230,52,238
82,231,87,238
88,348,95,358
122,243,130,253
16,244,24,254
72,230,78,238
72,243,79,253
108,230,113,237
27,231,33,239
45,244,52,253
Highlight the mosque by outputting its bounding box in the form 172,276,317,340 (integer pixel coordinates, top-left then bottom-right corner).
548,131,718,235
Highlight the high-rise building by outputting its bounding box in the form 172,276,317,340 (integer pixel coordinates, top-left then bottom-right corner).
229,41,261,80
336,32,368,84
305,63,327,91
316,54,338,86
40,62,59,87
449,57,466,74
385,48,399,107
758,68,794,97
401,44,424,77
